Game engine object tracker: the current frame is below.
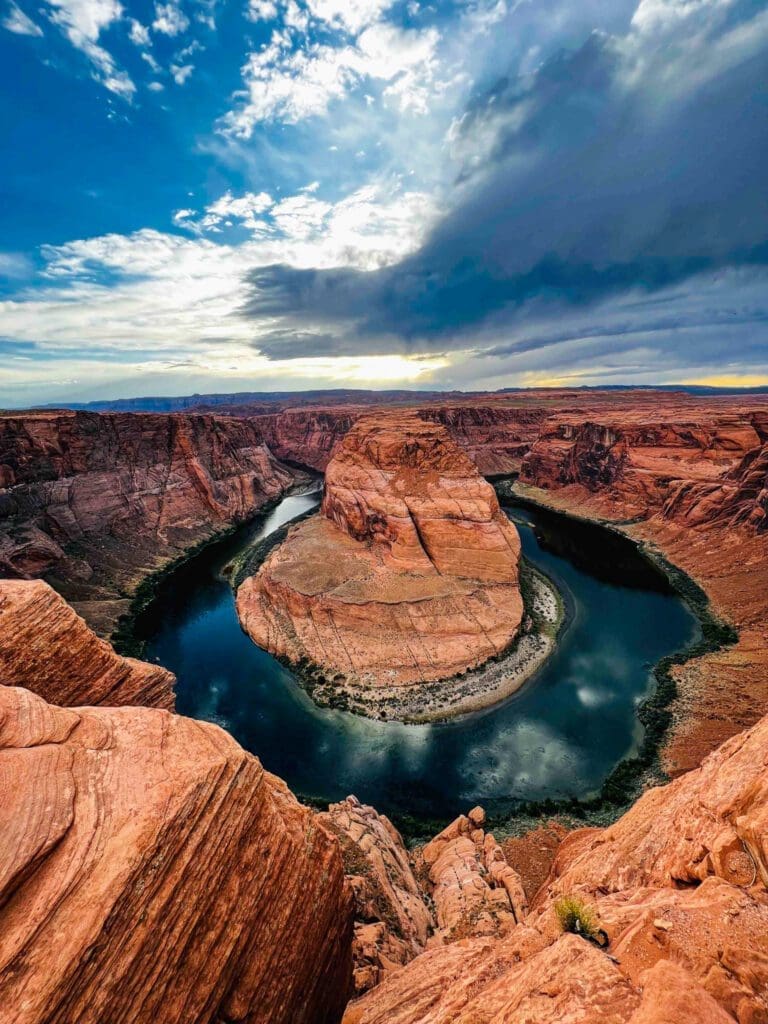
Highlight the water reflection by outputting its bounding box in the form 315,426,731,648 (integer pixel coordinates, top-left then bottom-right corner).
141,490,698,825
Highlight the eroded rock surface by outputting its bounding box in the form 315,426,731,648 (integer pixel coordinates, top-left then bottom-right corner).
344,714,768,1024
0,410,296,635
0,683,353,1024
0,579,175,708
237,412,524,705
319,797,434,995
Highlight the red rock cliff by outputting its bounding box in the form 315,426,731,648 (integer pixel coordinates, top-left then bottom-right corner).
236,412,524,698
0,681,353,1024
0,410,296,635
0,579,175,708
344,711,768,1024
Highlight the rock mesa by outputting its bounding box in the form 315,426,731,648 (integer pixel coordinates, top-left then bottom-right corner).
237,412,524,693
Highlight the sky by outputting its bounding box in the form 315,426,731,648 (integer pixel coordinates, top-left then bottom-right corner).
1,0,767,406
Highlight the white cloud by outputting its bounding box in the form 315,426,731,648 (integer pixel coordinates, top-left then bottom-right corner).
45,0,136,97
305,0,394,34
221,21,440,135
2,2,43,35
128,16,149,44
245,0,277,21
171,62,194,84
147,79,164,90
152,0,188,36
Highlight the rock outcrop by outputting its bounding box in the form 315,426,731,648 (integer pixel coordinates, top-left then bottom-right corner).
0,410,297,635
0,682,353,1024
521,415,761,518
0,579,175,708
237,412,525,710
662,441,768,533
319,798,434,995
420,806,528,944
343,713,768,1024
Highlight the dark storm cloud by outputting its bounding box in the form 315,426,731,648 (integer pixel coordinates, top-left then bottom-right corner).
241,0,768,371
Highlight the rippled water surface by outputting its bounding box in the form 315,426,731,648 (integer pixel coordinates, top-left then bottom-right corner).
139,488,698,823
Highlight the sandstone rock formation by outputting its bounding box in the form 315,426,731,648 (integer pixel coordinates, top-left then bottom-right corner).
0,410,297,635
344,713,768,1024
420,806,528,944
518,405,768,776
0,682,353,1024
521,415,761,518
0,579,175,708
237,412,524,704
319,797,435,995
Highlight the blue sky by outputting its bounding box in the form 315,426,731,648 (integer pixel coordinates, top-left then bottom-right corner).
1,0,767,406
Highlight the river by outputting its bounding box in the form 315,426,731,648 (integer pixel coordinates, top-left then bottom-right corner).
136,486,698,826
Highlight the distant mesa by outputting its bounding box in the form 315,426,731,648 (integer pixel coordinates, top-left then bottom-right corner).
236,411,527,715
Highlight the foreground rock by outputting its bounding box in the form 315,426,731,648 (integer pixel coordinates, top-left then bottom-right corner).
0,579,175,708
344,713,768,1024
319,798,434,995
237,412,530,719
0,683,352,1024
0,410,296,635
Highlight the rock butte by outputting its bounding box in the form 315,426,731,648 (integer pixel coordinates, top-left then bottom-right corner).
236,412,525,692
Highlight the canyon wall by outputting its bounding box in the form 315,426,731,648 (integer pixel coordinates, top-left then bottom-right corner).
0,579,175,708
0,683,353,1024
0,410,296,635
517,406,768,776
344,711,768,1024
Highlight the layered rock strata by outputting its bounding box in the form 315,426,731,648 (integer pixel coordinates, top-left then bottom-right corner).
237,412,527,715
0,682,353,1024
519,412,768,775
0,579,175,708
344,712,768,1024
0,410,296,635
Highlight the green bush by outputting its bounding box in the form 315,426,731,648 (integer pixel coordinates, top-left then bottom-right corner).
554,896,600,941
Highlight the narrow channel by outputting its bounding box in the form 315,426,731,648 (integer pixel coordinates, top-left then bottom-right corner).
136,486,698,826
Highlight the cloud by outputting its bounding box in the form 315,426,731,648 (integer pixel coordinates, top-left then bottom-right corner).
245,0,277,20
152,0,189,35
44,0,136,97
128,16,149,44
171,62,194,84
305,0,395,34
220,15,440,135
2,1,43,35
237,0,768,381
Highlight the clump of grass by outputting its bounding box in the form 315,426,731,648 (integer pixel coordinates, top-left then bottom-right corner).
554,896,600,941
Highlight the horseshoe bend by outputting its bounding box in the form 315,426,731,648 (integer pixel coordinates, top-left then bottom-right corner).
235,412,559,719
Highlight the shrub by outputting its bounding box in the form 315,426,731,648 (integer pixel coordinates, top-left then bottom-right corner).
554,896,600,942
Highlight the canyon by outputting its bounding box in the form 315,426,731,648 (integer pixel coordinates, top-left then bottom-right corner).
2,586,766,1023
0,410,297,636
235,411,545,719
2,387,768,1022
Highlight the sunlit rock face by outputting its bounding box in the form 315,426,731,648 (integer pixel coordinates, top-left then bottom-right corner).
520,413,761,518
0,682,353,1024
0,579,176,708
236,411,524,690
